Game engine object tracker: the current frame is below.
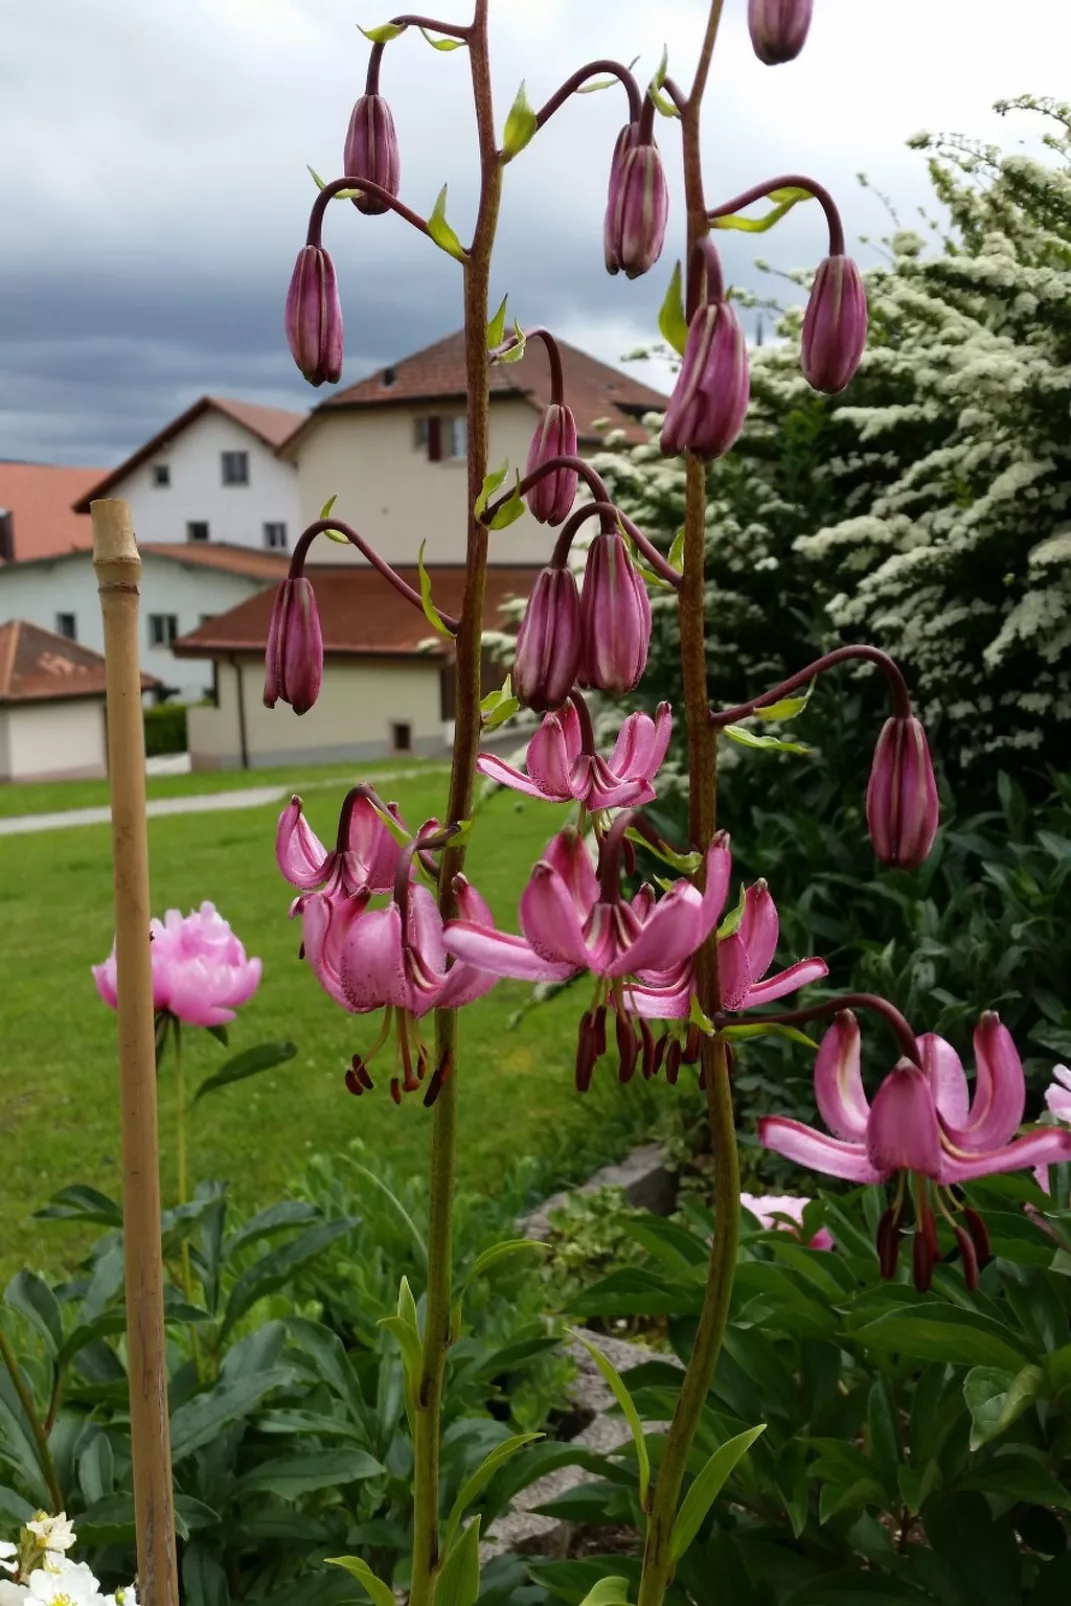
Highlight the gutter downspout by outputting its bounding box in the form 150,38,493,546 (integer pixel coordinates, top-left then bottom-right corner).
229,654,249,771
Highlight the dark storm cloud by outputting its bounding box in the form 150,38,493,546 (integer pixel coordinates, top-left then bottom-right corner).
2,0,1067,465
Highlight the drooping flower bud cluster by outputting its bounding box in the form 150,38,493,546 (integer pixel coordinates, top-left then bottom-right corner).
748,0,814,65
604,119,669,280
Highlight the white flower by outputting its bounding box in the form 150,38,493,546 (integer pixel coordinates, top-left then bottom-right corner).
27,1563,100,1606
0,1581,29,1606
24,1521,74,1559
0,1545,17,1577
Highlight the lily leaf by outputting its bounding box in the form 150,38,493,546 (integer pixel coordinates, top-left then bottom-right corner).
573,1332,651,1507
489,471,526,530
625,828,701,875
755,680,814,722
670,1425,766,1560
718,1023,818,1048
722,723,811,756
495,319,527,365
326,1557,395,1606
658,262,689,357
417,540,453,637
487,295,509,351
712,187,813,235
358,21,408,44
474,461,509,519
428,184,467,262
419,26,465,50
503,80,538,159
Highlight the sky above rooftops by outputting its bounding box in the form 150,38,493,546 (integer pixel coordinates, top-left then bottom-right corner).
2,0,1066,466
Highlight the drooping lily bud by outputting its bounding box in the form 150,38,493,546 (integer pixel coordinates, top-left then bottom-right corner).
525,403,579,525
343,93,400,215
748,0,814,64
604,123,669,280
866,715,939,869
801,254,868,394
264,578,323,715
513,565,582,712
285,245,344,387
661,298,750,460
578,529,651,696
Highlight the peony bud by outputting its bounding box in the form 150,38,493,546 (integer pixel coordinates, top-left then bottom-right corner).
801,254,868,394
343,93,400,215
525,403,579,525
604,124,669,280
578,529,651,696
285,245,344,387
866,715,939,869
513,565,582,713
660,298,750,460
264,578,323,715
748,0,814,65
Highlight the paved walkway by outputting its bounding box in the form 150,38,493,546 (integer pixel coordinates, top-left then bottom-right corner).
0,764,448,838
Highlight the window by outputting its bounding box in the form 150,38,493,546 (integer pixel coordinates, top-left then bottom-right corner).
187,521,209,543
263,522,288,550
152,464,170,487
391,722,412,754
55,612,77,641
414,416,466,461
447,417,467,460
148,614,179,647
221,450,249,485
0,512,11,562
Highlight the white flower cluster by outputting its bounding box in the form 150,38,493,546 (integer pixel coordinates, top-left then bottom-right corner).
0,1516,135,1606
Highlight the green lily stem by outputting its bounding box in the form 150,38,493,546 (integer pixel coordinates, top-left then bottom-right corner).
637,6,738,1605
408,2,499,1602
174,1023,193,1304
0,1326,64,1514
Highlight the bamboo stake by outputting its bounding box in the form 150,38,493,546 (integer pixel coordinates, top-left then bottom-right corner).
91,500,179,1606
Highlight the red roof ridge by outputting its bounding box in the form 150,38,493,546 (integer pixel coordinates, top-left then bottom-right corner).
0,618,159,701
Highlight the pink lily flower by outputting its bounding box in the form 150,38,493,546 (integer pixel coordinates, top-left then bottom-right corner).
1045,1064,1071,1122
477,697,672,812
759,1010,1071,1288
740,1192,834,1251
276,788,405,897
625,877,828,1021
93,902,261,1029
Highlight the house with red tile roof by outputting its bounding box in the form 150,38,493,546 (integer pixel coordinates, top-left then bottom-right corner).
0,620,157,781
278,328,666,568
0,463,105,562
173,564,539,769
73,395,305,556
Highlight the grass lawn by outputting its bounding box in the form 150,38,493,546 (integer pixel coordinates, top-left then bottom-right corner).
0,769,652,1278
0,757,448,819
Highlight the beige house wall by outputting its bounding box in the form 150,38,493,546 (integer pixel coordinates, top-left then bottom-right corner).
187,655,447,770
292,399,562,568
1,699,107,781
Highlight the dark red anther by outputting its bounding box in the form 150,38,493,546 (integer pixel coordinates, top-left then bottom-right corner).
652,1031,668,1078
912,1228,934,1292
417,1046,429,1082
390,1077,402,1106
954,1225,980,1291
344,1066,364,1096
639,1018,656,1080
616,1012,638,1083
423,1050,454,1108
575,1012,598,1093
875,1207,901,1280
622,835,637,877
298,941,306,960
962,1207,991,1266
665,1038,682,1085
593,1004,607,1057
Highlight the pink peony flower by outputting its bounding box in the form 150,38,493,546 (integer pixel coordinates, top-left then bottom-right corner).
93,902,261,1028
740,1192,834,1250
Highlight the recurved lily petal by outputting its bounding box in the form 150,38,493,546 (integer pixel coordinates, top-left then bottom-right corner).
718,931,752,1012
1045,1065,1071,1121
940,1012,1025,1153
442,920,578,982
526,703,581,796
739,881,778,981
608,704,673,784
744,956,829,1005
919,1032,971,1128
299,890,368,1009
344,793,404,894
867,1061,944,1178
276,796,330,889
475,752,557,801
340,904,412,1013
758,1115,883,1184
519,860,593,970
813,1012,869,1140
543,827,599,918
941,1126,1071,1184
609,881,705,977
436,876,500,1008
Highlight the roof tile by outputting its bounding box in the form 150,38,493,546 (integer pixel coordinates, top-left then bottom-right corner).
0,463,105,561
0,619,158,702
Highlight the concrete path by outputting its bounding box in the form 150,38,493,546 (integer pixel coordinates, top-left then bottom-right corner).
0,764,449,838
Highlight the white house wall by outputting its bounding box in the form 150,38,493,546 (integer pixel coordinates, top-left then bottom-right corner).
3,699,106,781
0,554,273,701
116,411,299,553
292,400,564,568
187,656,445,769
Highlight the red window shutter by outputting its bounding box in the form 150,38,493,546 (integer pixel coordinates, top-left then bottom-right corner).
427,417,443,461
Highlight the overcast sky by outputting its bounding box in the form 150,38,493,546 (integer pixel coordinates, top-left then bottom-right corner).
2,0,1068,467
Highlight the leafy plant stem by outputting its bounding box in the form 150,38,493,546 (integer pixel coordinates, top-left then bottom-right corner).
0,1324,63,1513
410,3,501,1602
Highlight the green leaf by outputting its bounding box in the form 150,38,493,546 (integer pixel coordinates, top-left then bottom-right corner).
579,1582,631,1606
474,461,509,518
224,1200,321,1258
755,681,815,722
722,723,812,755
285,1317,371,1433
657,262,689,357
671,1424,765,1561
358,21,408,44
479,676,520,731
444,1432,542,1555
428,183,467,261
193,1041,297,1102
574,1332,651,1507
220,1217,356,1336
487,296,509,351
416,539,453,637
716,882,747,939
78,1431,115,1505
468,1239,548,1283
503,80,538,158
183,1544,229,1606
308,164,326,190
666,526,685,573
206,1023,228,1047
34,1184,123,1227
963,1364,1044,1450
236,1448,385,1497
689,994,715,1036
379,1314,422,1382
169,1368,292,1461
436,1516,481,1606
326,1556,395,1606
4,1270,63,1356
719,1022,818,1048
577,58,639,94
624,827,702,875
711,187,814,235
493,319,528,366
489,471,526,530
419,25,465,50
397,1274,420,1333
318,492,349,544
851,1305,1031,1371
319,494,337,519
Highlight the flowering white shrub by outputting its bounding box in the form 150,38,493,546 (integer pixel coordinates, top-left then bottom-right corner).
0,1516,134,1606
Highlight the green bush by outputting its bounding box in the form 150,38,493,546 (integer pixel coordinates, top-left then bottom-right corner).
143,701,189,756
